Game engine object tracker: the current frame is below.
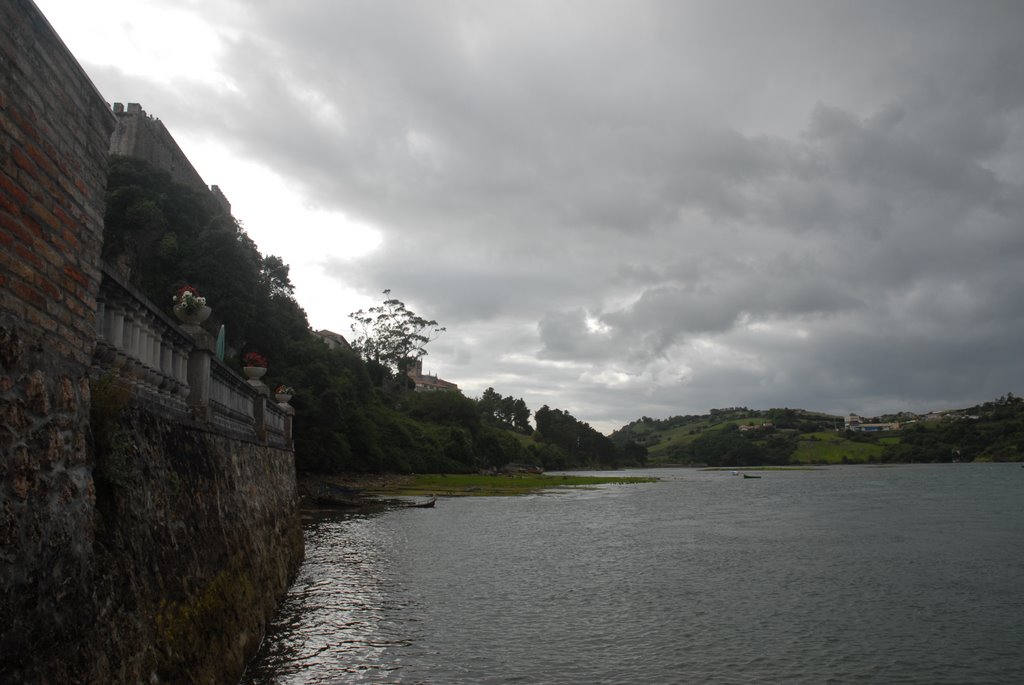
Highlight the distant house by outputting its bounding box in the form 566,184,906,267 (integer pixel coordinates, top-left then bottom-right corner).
406,359,459,393
845,414,899,432
858,422,900,432
315,329,351,351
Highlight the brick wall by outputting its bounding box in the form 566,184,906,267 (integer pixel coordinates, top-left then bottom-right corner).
1,2,115,362
0,0,116,672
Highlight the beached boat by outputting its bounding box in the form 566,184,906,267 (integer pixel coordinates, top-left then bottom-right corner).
405,495,437,508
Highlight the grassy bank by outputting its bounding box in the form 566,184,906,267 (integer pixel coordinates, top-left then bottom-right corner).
701,466,823,471
364,473,657,497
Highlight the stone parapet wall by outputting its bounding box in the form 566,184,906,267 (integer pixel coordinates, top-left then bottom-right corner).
110,102,230,213
109,103,232,213
83,409,302,684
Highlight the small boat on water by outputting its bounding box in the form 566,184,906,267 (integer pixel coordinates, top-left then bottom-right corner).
404,495,437,508
742,473,762,479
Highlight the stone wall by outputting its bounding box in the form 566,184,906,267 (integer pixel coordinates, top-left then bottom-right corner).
110,103,230,214
1,3,303,683
0,0,118,672
83,407,303,684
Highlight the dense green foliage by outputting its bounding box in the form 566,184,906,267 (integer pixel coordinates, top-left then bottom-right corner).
102,156,642,473
535,405,639,469
104,156,308,368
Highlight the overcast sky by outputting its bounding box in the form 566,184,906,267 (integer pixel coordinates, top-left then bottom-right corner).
36,0,1024,431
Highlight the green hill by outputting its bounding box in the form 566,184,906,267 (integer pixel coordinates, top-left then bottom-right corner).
611,397,1024,466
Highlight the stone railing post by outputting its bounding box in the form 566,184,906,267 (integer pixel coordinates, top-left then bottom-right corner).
185,324,216,423
187,348,212,423
253,396,267,443
282,404,294,449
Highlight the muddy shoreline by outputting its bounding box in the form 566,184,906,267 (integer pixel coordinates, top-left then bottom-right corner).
296,472,419,509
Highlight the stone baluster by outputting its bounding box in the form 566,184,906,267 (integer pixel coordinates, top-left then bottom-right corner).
159,341,178,410
137,316,154,392
106,301,127,369
122,309,142,391
92,296,115,370
253,395,267,443
283,407,294,448
172,341,190,399
140,312,161,397
149,318,173,406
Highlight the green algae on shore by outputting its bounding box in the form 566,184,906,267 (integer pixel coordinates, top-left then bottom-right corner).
366,473,657,497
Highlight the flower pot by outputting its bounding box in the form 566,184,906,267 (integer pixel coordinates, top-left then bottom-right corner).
174,305,211,325
243,366,267,380
275,393,293,404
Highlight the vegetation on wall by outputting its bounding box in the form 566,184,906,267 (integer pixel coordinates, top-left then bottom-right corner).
89,373,137,531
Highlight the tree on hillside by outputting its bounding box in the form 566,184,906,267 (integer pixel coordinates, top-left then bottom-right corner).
260,255,295,298
349,290,445,387
478,387,503,421
511,397,532,433
534,405,620,468
478,387,534,434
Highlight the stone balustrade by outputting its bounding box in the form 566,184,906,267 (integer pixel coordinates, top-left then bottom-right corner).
93,264,293,448
209,358,257,440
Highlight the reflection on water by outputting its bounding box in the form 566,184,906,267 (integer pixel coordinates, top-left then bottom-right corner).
243,465,1024,684
241,514,419,682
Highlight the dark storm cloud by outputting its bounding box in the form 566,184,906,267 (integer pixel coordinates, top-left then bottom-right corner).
75,0,1024,429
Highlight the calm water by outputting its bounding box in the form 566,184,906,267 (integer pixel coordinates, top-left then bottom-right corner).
242,464,1024,684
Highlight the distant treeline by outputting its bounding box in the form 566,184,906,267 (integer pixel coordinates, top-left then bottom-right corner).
102,156,646,473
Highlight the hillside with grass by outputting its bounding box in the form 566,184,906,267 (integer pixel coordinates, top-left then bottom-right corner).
611,396,1024,466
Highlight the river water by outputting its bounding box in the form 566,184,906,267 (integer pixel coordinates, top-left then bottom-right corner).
242,464,1024,684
